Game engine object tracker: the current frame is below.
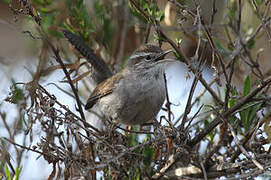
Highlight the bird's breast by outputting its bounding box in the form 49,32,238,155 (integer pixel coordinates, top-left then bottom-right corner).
98,71,166,125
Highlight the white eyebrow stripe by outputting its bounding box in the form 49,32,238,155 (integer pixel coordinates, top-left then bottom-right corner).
129,52,153,59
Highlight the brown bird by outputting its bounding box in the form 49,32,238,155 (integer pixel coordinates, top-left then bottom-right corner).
85,44,174,125
62,30,175,126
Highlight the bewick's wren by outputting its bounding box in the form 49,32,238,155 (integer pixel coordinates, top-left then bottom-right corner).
85,44,174,125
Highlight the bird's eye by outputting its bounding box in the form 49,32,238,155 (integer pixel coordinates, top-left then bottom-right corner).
146,55,152,60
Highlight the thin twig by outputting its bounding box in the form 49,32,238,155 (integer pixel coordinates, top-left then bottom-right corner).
188,75,271,146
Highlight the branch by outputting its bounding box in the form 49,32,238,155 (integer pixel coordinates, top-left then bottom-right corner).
188,75,271,146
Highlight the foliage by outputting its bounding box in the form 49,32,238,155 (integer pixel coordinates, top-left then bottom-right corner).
1,0,271,179
4,165,22,180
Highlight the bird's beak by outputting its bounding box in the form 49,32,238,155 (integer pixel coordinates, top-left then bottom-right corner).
154,50,173,61
157,58,176,64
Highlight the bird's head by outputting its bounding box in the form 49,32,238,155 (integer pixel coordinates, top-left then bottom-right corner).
126,44,173,68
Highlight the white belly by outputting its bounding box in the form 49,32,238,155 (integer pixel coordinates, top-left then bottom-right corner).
98,74,166,125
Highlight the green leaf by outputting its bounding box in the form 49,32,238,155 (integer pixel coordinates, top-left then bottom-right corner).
173,51,181,61
243,76,251,96
128,131,139,147
247,103,262,124
227,44,234,51
5,164,11,180
14,166,22,180
156,10,165,22
204,119,215,141
40,14,56,35
94,0,104,17
247,38,255,49
228,7,236,20
129,4,148,23
228,97,235,108
239,76,262,132
228,87,239,125
228,87,238,108
2,0,11,3
143,2,149,11
239,102,262,132
143,145,154,168
6,80,24,104
252,0,264,6
102,18,113,45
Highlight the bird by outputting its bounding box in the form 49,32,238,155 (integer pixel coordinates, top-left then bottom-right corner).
85,44,174,126
62,30,175,126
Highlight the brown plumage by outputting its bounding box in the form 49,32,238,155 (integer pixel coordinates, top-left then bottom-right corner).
85,44,174,125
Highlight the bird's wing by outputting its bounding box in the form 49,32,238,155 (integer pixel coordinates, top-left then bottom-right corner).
85,71,123,110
